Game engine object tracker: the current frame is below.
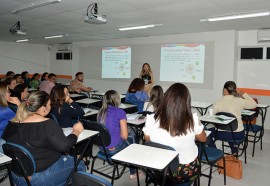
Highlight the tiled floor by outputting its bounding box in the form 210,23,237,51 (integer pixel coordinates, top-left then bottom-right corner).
1,130,270,186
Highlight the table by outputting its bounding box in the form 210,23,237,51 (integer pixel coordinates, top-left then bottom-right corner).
120,103,138,114
63,128,99,185
256,104,269,134
200,114,236,126
111,144,179,186
0,153,13,185
75,98,102,108
82,108,99,121
191,101,213,116
91,92,126,100
70,93,85,98
127,115,146,143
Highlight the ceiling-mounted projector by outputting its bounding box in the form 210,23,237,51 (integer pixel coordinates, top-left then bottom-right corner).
84,14,107,24
84,3,107,24
10,21,26,35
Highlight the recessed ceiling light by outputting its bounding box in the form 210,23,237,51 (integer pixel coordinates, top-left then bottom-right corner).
118,24,163,31
44,34,68,39
16,39,30,43
200,11,270,22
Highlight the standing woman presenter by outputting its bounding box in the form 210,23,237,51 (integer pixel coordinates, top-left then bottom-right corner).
139,63,154,95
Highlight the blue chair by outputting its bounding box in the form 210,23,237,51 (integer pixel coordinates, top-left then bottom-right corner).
83,120,126,185
2,142,36,186
72,171,112,186
215,112,248,163
199,145,226,186
244,121,263,157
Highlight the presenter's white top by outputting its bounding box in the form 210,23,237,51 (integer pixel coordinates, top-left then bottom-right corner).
143,113,203,164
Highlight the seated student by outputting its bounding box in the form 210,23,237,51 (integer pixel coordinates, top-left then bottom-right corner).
97,90,143,179
208,81,257,154
8,83,29,112
69,72,93,95
29,73,40,89
2,91,85,185
50,85,85,128
14,74,24,84
21,71,30,88
41,72,49,81
0,71,15,82
143,83,206,184
39,73,57,94
143,85,163,112
5,77,17,97
0,82,20,153
125,78,149,112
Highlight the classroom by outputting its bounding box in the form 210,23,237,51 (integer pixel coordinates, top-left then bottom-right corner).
1,0,270,186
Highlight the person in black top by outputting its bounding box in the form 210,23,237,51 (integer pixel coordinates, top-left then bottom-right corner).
2,91,85,186
50,85,85,128
139,63,154,95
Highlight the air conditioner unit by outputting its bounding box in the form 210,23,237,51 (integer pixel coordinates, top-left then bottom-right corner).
257,29,270,42
57,43,72,51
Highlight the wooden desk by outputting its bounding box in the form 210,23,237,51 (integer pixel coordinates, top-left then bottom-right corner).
112,144,178,186
191,101,213,116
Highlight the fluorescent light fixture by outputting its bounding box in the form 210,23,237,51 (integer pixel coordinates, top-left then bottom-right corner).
200,11,270,22
16,39,30,43
44,34,65,39
118,24,162,31
11,0,61,14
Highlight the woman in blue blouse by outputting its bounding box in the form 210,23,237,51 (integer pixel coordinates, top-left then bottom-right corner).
125,78,149,112
0,82,20,152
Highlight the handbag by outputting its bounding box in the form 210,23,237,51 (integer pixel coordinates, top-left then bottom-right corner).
217,155,242,179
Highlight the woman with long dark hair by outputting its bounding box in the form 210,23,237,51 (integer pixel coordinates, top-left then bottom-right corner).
143,83,206,183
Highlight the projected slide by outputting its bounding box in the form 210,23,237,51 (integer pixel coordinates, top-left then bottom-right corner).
160,44,205,83
102,46,131,78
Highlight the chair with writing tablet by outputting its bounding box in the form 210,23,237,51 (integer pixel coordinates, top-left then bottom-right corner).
198,144,226,186
83,120,126,185
215,112,248,163
144,141,194,186
3,142,36,186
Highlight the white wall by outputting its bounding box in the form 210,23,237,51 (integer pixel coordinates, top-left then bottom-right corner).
237,30,270,129
0,41,50,74
71,30,237,103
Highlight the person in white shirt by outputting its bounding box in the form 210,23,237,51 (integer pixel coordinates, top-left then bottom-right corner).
143,83,206,184
143,85,163,112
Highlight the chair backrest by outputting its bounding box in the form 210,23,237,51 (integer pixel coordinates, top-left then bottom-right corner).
81,120,111,147
72,171,112,186
144,141,179,173
216,112,238,131
48,113,59,125
2,142,36,177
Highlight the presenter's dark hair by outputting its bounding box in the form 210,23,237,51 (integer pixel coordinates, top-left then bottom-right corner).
155,83,194,136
